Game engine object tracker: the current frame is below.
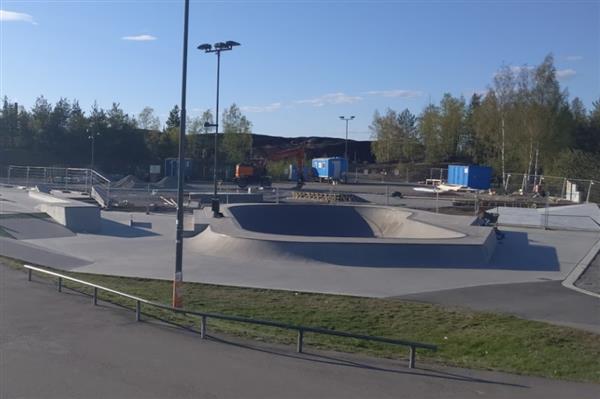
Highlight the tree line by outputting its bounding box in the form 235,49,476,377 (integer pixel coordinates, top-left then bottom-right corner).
370,54,600,183
0,97,253,176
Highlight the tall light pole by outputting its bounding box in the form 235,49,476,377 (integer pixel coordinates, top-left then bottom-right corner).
87,128,100,170
339,115,355,161
198,40,240,218
173,0,190,308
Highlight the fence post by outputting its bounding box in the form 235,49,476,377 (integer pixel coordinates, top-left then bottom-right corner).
64,168,69,190
586,180,593,203
135,300,141,321
386,185,390,206
435,189,439,214
28,269,32,281
297,329,304,353
57,277,62,292
93,287,98,306
26,166,30,187
200,315,207,339
544,193,550,229
107,182,111,207
408,346,416,369
560,178,566,200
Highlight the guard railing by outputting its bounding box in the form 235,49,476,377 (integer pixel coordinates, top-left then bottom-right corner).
24,264,437,368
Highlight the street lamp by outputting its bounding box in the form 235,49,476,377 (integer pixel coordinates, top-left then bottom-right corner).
198,40,241,218
87,128,100,170
173,0,190,309
339,115,355,162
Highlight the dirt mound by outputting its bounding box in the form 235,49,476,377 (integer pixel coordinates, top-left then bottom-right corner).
112,175,143,189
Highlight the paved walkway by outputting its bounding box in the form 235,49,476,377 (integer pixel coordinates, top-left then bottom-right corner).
2,264,598,399
400,280,600,334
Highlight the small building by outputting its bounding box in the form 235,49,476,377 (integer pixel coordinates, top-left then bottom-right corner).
447,165,492,190
311,157,348,182
164,158,193,178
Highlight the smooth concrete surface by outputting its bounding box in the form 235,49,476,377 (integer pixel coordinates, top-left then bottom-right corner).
0,213,75,240
2,264,598,399
399,280,600,334
494,203,600,231
38,202,101,233
228,204,466,238
1,185,599,301
187,227,497,268
26,188,101,233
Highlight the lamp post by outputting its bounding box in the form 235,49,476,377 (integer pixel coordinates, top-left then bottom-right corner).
198,40,241,217
173,0,190,308
339,116,354,183
339,115,355,161
87,128,100,171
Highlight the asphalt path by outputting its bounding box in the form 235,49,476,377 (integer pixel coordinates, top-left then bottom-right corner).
399,280,600,334
2,264,598,399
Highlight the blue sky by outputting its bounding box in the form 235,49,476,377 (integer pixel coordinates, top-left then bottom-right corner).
1,0,598,140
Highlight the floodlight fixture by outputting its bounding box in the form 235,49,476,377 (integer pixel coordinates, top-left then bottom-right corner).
197,39,241,216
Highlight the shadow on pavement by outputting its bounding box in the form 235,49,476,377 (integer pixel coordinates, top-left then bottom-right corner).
90,218,159,238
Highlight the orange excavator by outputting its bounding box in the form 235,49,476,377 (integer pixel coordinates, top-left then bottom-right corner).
235,146,306,189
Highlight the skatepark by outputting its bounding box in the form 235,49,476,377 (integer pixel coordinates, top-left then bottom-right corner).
2,176,600,397
1,183,599,305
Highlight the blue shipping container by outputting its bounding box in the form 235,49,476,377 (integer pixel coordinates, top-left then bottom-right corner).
311,157,348,181
447,164,492,190
288,165,312,181
164,158,193,178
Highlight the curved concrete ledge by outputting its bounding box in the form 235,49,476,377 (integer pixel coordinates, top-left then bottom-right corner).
191,204,497,267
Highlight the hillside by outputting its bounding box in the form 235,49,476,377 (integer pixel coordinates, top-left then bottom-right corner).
250,134,375,163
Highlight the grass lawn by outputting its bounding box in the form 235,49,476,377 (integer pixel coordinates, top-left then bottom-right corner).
3,256,599,383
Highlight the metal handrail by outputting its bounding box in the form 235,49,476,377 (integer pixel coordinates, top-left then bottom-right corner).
24,264,437,368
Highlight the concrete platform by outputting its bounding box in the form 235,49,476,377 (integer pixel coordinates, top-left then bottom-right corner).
29,191,100,233
493,203,600,232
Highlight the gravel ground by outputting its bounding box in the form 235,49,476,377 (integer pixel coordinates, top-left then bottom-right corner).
575,253,600,294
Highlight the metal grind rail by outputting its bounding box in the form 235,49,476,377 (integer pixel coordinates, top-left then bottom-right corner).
23,264,437,368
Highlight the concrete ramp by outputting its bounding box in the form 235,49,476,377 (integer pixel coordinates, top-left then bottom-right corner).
192,204,497,267
188,221,496,269
228,204,465,239
494,203,600,231
29,191,101,233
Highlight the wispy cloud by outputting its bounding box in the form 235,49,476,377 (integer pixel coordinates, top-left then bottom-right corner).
365,89,422,98
122,34,157,41
556,68,576,80
240,102,282,113
0,10,37,24
296,92,362,107
566,55,583,62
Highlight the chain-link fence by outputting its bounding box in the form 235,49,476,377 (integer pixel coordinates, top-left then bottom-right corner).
1,165,102,191
344,165,447,185
501,173,598,203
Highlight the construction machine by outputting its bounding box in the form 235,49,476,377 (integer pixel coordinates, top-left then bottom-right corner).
235,146,306,189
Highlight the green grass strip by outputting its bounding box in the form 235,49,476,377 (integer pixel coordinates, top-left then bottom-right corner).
3,256,599,383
